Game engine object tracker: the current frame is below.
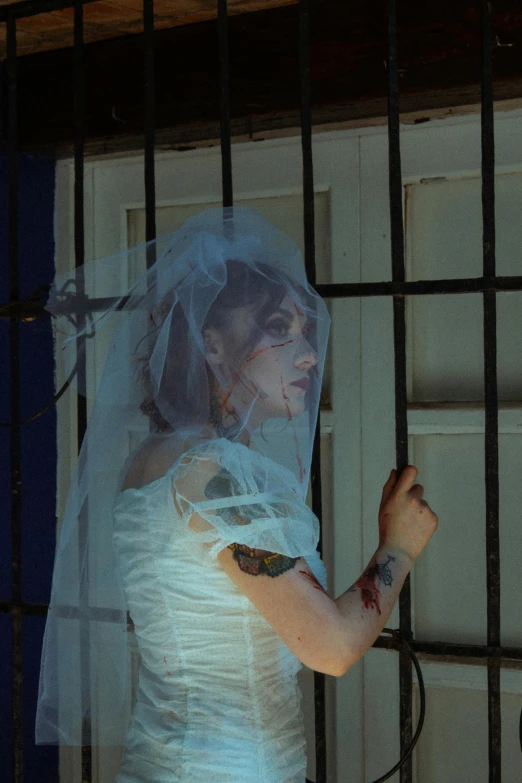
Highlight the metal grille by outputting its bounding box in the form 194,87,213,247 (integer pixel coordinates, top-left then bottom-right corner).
1,1,522,782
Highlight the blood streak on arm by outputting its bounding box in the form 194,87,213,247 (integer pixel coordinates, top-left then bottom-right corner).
348,555,396,615
298,569,326,593
353,572,382,614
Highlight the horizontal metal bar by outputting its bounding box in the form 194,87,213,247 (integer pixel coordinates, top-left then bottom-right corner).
3,600,521,662
373,634,522,662
316,275,522,298
0,601,136,634
0,601,48,617
4,274,522,323
0,600,122,624
2,597,520,667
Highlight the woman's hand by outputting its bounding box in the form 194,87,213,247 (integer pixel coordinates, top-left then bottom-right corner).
378,466,438,563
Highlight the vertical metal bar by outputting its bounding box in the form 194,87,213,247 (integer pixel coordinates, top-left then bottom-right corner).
144,0,156,262
298,2,326,781
7,14,24,783
74,0,86,305
386,1,412,780
480,2,501,780
74,1,92,779
217,0,233,208
299,0,315,285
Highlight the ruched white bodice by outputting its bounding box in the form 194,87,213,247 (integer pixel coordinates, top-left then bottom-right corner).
112,440,327,783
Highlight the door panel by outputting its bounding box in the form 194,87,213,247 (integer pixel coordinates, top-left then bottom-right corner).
361,113,522,782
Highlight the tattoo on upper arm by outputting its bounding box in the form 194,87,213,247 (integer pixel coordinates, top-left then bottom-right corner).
227,543,298,577
346,554,396,614
204,468,299,578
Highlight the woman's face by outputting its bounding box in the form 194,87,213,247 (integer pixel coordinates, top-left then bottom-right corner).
215,294,319,425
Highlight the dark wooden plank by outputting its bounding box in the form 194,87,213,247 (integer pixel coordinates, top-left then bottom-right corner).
0,0,298,57
4,0,522,155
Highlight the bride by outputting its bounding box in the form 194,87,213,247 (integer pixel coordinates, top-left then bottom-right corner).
36,207,437,783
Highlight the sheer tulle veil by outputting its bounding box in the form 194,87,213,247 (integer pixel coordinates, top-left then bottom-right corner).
35,206,331,746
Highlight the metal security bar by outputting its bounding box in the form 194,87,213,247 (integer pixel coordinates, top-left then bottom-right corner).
6,13,23,783
2,1,522,783
298,1,327,780
385,2,413,778
144,0,157,256
218,0,233,209
480,1,502,779
71,3,92,781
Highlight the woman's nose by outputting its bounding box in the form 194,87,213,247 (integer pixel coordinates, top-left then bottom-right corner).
295,337,318,369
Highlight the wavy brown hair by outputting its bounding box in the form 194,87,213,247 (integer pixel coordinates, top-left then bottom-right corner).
137,260,296,432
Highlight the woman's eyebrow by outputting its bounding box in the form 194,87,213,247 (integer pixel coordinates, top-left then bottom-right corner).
272,308,294,320
272,308,309,325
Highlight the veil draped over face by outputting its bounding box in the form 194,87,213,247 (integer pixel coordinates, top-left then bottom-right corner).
35,206,331,747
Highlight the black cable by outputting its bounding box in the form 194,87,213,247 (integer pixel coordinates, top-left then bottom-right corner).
0,282,81,427
0,362,78,427
0,275,97,428
369,628,426,783
0,286,50,322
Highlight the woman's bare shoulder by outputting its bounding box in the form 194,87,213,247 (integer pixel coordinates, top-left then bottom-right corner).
122,434,188,491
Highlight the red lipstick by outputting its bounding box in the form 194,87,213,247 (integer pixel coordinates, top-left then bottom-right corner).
290,377,310,391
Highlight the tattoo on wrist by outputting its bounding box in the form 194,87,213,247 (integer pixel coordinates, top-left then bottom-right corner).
347,554,396,614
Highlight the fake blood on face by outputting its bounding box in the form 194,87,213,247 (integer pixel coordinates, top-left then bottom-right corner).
280,376,306,484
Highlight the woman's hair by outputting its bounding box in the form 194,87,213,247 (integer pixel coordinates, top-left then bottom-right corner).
138,259,294,432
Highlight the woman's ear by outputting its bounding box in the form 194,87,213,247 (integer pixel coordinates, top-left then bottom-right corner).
203,327,225,366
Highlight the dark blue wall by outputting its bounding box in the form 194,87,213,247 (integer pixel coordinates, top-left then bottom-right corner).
0,150,58,781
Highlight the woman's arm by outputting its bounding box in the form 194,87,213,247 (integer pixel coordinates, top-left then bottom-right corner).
197,464,437,677
332,545,413,668
333,465,438,672
216,544,412,677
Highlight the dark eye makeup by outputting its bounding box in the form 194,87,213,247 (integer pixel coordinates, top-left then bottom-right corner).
265,318,291,337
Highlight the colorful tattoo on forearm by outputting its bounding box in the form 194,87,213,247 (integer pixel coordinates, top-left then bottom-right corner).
347,554,396,614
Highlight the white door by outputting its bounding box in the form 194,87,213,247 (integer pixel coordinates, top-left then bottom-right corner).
53,109,522,783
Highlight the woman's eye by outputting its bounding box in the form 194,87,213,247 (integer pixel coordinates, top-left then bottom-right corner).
266,320,290,337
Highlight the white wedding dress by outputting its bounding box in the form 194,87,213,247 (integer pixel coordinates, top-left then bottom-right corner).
111,439,327,783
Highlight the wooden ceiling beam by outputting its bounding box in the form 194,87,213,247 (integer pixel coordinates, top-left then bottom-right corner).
0,0,297,56
3,0,522,157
